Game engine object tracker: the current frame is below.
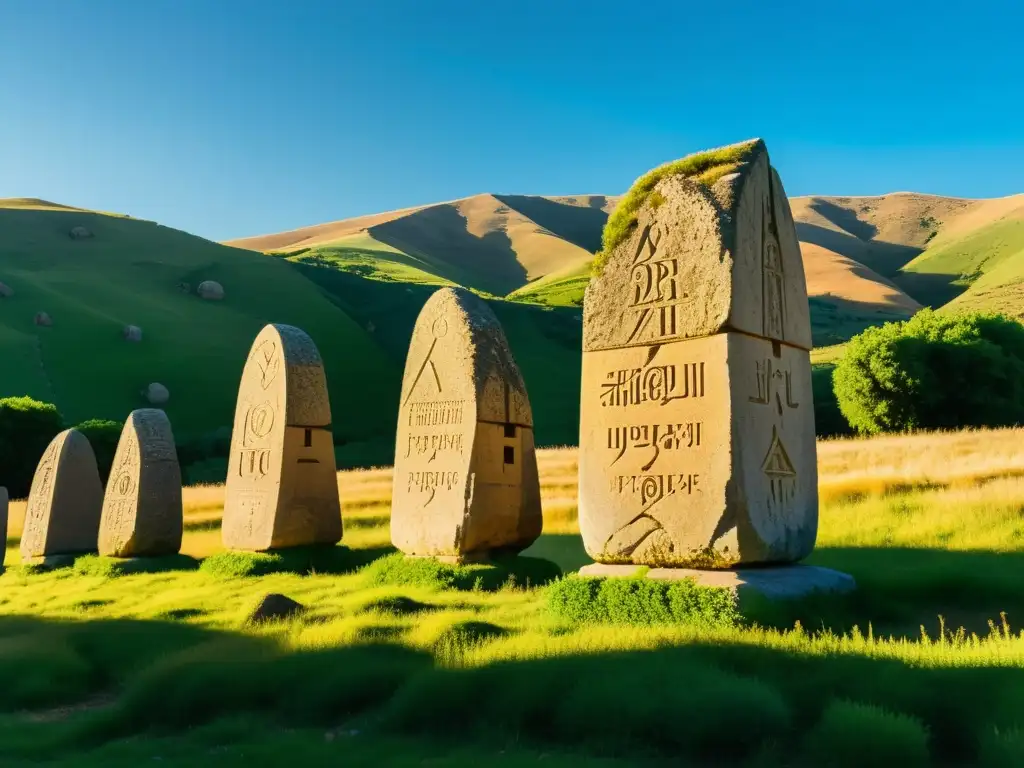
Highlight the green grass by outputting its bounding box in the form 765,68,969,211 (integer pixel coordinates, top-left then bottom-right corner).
506,260,592,307
594,138,763,275
2,472,1024,763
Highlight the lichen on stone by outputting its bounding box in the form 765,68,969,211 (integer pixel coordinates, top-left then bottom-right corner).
593,138,764,277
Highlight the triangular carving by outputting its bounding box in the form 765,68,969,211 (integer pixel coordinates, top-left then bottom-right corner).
761,426,796,478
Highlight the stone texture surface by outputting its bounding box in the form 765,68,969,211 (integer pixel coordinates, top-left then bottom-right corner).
577,563,856,601
584,141,811,352
579,140,817,568
99,409,183,557
144,383,169,404
20,429,104,562
248,593,305,623
197,280,225,300
222,323,342,551
391,287,541,560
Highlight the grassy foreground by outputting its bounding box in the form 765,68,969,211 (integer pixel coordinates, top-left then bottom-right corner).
5,431,1024,765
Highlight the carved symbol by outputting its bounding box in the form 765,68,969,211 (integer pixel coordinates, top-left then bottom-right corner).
762,426,797,507
762,193,786,341
431,317,449,339
254,340,280,390
749,360,799,412
239,449,271,479
114,473,135,496
403,340,443,404
247,402,275,439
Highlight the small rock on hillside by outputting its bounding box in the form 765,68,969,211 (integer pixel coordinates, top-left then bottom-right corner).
0,282,13,298
247,593,305,624
197,281,224,300
123,325,143,342
144,382,169,404
69,226,93,240
34,312,52,327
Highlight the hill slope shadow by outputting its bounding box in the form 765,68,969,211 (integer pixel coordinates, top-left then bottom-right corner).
494,195,608,254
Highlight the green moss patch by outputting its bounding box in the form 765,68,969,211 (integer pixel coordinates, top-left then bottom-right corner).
594,139,763,276
73,555,200,577
362,552,562,592
546,574,740,628
199,545,385,578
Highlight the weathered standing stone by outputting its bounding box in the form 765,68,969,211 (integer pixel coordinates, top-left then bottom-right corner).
34,312,52,327
20,429,104,563
579,139,817,568
99,409,183,557
123,325,143,342
391,287,541,561
222,324,342,551
144,383,169,404
197,281,225,300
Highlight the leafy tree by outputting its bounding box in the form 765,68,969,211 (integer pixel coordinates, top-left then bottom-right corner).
0,396,64,497
833,309,1024,434
74,419,124,485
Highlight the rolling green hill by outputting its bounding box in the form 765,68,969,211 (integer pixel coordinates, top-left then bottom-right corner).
0,200,583,477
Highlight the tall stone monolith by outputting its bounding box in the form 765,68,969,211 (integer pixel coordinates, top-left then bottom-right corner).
222,324,342,551
391,287,542,562
579,138,817,568
99,409,183,557
20,429,104,564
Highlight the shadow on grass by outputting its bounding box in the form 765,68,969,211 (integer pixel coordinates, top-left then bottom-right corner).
73,555,201,577
199,545,395,578
0,612,1023,765
521,533,592,573
745,546,1024,640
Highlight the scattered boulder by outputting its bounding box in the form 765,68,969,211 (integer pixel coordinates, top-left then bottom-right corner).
123,325,143,342
247,593,305,624
197,281,224,301
34,312,52,327
69,226,93,240
143,383,169,405
0,282,13,298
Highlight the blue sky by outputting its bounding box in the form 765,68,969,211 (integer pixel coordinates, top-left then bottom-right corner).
1,0,1022,241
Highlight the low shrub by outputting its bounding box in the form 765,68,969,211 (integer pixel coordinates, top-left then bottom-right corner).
362,553,561,592
546,574,739,628
800,699,930,767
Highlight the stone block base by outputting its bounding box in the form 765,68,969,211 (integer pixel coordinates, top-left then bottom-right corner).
577,562,855,602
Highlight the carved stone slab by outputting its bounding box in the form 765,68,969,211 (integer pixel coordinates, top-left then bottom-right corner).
20,429,104,562
579,141,817,567
222,324,342,551
391,287,541,560
99,409,183,557
584,141,811,352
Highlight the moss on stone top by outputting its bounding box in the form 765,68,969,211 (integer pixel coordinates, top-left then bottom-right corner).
593,139,764,277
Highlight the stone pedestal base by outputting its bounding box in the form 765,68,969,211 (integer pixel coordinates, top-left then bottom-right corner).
577,562,855,602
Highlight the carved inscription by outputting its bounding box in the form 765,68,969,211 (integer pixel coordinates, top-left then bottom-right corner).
762,426,797,508
409,400,465,427
407,470,460,506
600,362,704,408
607,422,702,470
254,340,281,390
762,196,786,340
625,224,689,344
749,358,799,415
23,441,58,552
611,473,700,513
406,432,464,461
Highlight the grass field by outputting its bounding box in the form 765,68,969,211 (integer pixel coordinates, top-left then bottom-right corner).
3,428,1024,765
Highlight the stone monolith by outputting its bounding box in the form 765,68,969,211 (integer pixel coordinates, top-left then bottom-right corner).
391,287,542,561
20,429,104,564
99,409,183,557
578,138,817,568
222,323,342,551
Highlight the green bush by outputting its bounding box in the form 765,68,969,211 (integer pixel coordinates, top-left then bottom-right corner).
73,419,123,485
363,552,562,591
833,309,1024,434
546,574,740,628
800,699,930,767
0,396,64,497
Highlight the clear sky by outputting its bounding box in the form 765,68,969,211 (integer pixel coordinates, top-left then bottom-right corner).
1,0,1022,241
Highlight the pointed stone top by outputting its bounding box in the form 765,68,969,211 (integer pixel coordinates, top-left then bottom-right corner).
403,287,531,426
585,139,811,351
243,324,331,427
